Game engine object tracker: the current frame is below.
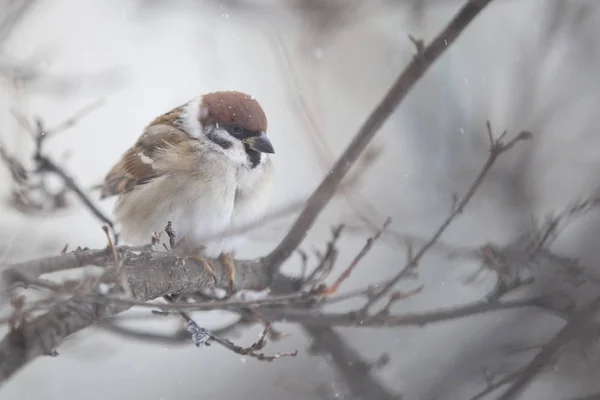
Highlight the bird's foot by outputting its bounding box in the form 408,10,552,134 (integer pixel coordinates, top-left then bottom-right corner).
190,255,217,286
218,252,236,297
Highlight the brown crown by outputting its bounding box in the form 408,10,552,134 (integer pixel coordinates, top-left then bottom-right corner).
199,91,267,133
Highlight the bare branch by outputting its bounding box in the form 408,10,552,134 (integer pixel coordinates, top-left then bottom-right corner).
0,243,273,381
466,369,521,400
165,294,297,362
95,313,253,345
304,224,344,286
0,0,38,44
497,294,600,400
270,29,386,238
207,323,298,362
44,99,105,138
362,127,532,312
304,325,401,400
263,0,497,273
326,218,391,295
31,119,118,241
101,291,318,312
256,296,554,327
2,245,144,280
3,105,117,239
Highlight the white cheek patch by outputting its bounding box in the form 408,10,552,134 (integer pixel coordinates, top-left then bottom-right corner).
199,105,209,119
180,96,204,139
137,152,154,165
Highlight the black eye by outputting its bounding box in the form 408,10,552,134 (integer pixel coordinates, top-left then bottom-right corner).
232,125,243,135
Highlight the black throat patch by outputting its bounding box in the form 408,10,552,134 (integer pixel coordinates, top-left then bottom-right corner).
244,144,261,169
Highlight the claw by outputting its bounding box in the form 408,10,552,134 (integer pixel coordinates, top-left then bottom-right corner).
218,253,236,296
190,255,217,286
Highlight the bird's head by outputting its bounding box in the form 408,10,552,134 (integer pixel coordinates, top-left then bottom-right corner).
181,91,274,169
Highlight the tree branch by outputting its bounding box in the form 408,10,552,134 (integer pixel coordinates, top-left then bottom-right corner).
263,0,496,273
0,248,269,382
2,245,137,281
497,294,600,400
362,127,532,311
256,296,553,327
304,325,401,400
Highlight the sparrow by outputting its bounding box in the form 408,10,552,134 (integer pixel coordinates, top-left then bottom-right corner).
100,91,275,293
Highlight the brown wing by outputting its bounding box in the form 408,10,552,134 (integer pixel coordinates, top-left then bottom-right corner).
100,121,188,199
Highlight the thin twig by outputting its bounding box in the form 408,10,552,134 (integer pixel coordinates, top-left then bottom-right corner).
529,196,600,257
208,324,298,362
33,132,118,242
7,104,118,241
361,128,532,312
270,30,386,238
467,369,521,400
255,296,554,327
96,315,251,345
170,300,297,361
44,99,105,138
326,218,391,294
0,0,38,44
303,325,400,400
304,224,344,286
497,294,600,400
378,285,425,315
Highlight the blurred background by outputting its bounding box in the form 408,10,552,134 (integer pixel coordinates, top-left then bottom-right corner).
1,0,600,399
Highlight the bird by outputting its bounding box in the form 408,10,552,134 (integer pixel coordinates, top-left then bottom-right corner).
100,91,275,294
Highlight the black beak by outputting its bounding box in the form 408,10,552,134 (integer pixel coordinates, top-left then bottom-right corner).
245,132,275,154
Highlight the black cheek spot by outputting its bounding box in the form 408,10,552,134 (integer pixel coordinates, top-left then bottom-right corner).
207,132,233,150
